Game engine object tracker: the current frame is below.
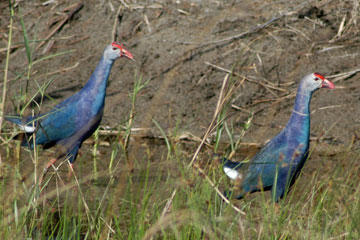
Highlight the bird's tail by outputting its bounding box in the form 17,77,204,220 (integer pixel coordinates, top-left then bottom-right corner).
4,116,23,125
4,115,36,133
222,158,244,180
5,115,36,148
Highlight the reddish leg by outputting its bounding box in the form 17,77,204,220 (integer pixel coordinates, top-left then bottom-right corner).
38,158,57,187
67,163,74,181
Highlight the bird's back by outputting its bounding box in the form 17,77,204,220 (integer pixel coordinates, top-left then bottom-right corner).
28,89,104,148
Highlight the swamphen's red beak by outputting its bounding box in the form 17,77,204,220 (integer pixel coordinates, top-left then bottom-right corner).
321,78,335,89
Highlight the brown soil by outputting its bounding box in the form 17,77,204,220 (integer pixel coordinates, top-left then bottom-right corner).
1,0,360,150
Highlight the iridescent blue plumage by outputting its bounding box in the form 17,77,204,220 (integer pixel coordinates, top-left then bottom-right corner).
223,73,335,201
6,42,134,166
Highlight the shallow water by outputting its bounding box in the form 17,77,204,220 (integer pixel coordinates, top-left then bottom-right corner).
0,134,349,210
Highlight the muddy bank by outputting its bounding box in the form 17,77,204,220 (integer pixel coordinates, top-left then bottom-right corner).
1,0,360,149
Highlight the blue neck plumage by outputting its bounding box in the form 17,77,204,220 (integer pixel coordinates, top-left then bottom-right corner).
82,56,114,95
284,85,314,135
292,90,312,116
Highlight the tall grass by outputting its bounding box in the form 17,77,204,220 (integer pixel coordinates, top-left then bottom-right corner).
2,74,359,239
1,97,360,239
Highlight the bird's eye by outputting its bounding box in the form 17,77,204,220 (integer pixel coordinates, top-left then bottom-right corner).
314,77,319,81
112,47,117,51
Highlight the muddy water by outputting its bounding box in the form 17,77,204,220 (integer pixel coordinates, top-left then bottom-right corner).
0,137,174,205
0,134,351,210
0,134,249,205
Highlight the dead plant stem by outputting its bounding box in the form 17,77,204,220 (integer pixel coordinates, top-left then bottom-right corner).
0,1,14,134
35,3,83,52
205,61,288,94
188,74,230,168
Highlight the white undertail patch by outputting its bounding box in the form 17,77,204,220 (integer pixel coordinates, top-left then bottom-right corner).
19,124,36,133
223,166,241,180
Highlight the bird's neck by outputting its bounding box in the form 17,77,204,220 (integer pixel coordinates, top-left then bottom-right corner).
284,88,312,138
82,56,114,94
292,90,312,115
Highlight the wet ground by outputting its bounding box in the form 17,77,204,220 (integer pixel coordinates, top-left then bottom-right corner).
1,0,360,208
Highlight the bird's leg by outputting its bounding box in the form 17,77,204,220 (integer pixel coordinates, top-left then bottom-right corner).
38,158,57,187
67,163,74,182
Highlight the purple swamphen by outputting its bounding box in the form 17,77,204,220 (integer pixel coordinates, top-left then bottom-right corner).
6,42,134,182
222,73,335,202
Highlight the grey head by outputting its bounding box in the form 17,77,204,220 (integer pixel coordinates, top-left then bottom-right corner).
299,73,335,93
103,41,134,61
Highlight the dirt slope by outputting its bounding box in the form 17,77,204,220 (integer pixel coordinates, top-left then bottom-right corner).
1,0,360,149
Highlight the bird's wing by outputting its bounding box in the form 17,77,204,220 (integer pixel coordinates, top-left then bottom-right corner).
242,138,289,191
33,103,80,145
243,135,309,192
4,100,81,146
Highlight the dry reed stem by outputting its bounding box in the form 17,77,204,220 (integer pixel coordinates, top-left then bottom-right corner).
186,73,246,216
119,2,163,10
0,43,22,53
112,4,123,42
82,128,262,148
191,73,246,165
35,2,83,52
142,210,191,240
331,14,347,42
66,161,93,222
143,14,152,33
188,73,230,168
0,156,110,231
100,217,115,236
160,189,177,218
205,61,288,93
0,3,14,135
193,163,245,215
119,0,130,8
0,61,84,88
99,10,140,234
44,158,131,236
327,67,360,82
137,73,246,222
